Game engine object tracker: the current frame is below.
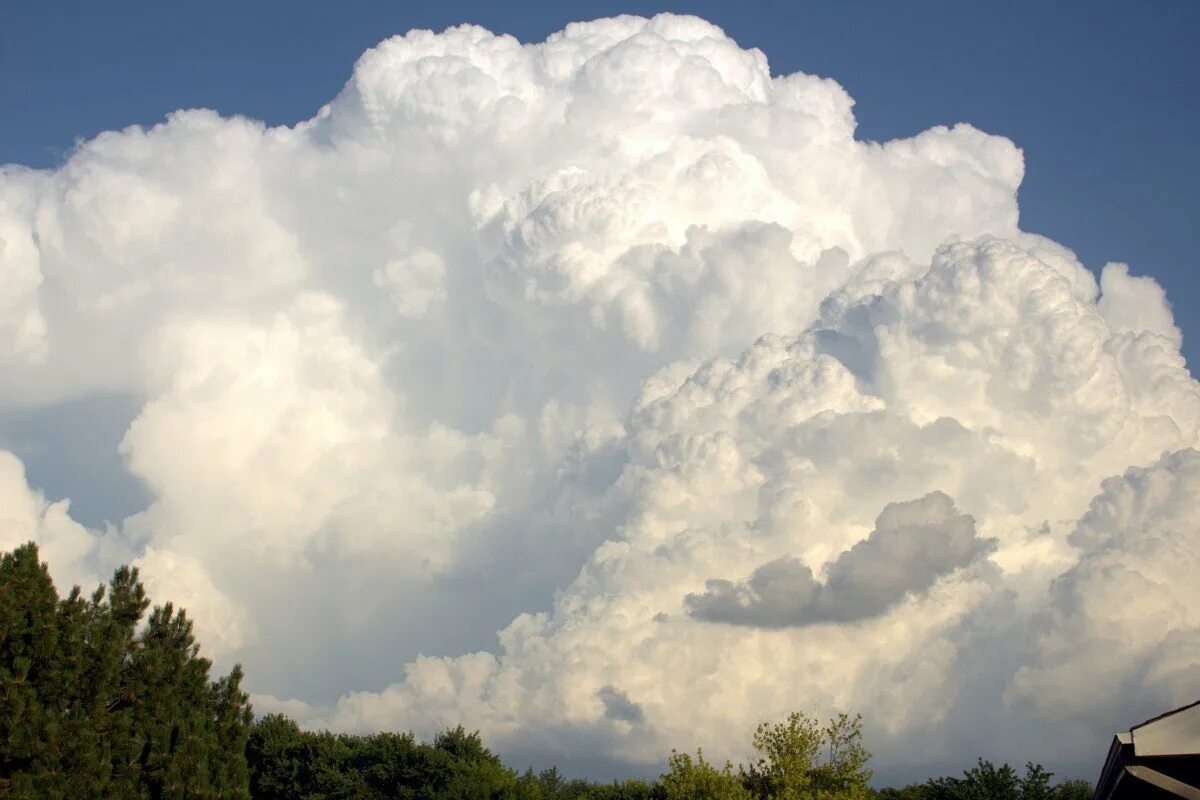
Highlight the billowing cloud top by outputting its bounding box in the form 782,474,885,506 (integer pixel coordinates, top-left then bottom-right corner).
1,13,1196,781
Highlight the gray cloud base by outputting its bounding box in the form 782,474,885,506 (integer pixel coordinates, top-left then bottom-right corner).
597,686,646,724
687,491,995,627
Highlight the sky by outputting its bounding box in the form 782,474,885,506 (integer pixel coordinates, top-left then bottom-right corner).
2,0,1199,787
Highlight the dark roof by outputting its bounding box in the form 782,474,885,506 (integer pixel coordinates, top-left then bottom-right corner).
1134,700,1200,733
1132,701,1200,758
1125,765,1200,800
1095,701,1200,800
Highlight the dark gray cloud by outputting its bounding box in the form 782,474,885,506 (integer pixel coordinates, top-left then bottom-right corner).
597,686,645,724
686,491,995,627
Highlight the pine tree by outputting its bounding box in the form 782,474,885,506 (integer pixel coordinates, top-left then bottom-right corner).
0,543,61,798
0,542,252,799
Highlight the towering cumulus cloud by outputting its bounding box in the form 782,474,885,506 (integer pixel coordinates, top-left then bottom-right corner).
0,13,1196,780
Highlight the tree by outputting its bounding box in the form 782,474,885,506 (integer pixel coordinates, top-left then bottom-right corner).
0,542,253,799
871,787,929,800
212,665,255,795
662,748,751,800
538,766,567,797
893,760,1093,800
436,726,501,766
591,780,654,800
0,543,67,797
1048,780,1093,800
741,712,872,800
246,714,308,800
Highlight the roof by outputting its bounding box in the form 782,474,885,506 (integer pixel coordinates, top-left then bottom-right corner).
1125,765,1200,800
1095,701,1200,800
1133,700,1200,757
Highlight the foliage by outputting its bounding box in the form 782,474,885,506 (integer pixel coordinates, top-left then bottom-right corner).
741,712,872,800
246,716,654,800
872,759,1093,800
0,541,252,799
661,748,751,800
1044,780,1092,800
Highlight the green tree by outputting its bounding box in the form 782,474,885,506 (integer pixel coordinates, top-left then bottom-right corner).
1048,779,1092,800
246,716,534,800
0,543,65,797
741,712,871,800
246,714,307,800
212,665,255,795
0,542,252,799
592,780,654,800
538,766,567,797
870,787,929,800
896,759,1092,800
662,748,750,800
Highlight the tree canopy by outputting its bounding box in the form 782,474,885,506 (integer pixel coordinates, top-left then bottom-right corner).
874,760,1093,800
0,542,252,799
740,712,871,800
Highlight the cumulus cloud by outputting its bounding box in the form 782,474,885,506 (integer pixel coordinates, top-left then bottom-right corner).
687,491,994,626
305,234,1199,774
0,450,101,590
0,11,1197,782
1008,449,1200,723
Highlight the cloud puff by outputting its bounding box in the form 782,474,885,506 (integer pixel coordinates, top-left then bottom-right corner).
687,491,994,626
1008,449,1200,725
0,12,1197,782
0,450,101,591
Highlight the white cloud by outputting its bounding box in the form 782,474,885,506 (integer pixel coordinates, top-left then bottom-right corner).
0,450,106,592
1098,261,1181,346
0,12,1196,781
306,235,1199,774
1008,449,1200,728
0,200,47,364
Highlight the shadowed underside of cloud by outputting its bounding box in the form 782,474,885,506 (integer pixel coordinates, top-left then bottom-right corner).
1,11,1199,783
597,686,646,724
686,491,995,627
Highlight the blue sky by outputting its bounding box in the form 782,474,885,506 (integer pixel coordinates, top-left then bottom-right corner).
5,0,1199,362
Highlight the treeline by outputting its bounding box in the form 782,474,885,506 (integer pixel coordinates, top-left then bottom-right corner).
248,716,647,800
246,712,1090,800
246,711,867,800
0,543,1092,799
873,762,1091,800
